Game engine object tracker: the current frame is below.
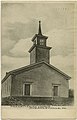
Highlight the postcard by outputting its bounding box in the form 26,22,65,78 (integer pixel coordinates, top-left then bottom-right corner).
1,1,77,119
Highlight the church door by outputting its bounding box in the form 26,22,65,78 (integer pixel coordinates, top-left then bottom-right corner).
53,86,58,96
24,84,30,95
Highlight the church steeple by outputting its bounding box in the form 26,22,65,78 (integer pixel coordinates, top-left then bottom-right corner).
38,21,42,35
28,21,52,64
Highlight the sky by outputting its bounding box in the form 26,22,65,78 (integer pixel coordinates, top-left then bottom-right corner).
1,2,75,89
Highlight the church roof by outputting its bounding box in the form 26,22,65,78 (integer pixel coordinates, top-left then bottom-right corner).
28,44,51,53
31,34,48,42
2,61,71,83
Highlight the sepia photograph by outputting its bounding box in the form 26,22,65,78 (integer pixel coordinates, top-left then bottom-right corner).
1,1,75,108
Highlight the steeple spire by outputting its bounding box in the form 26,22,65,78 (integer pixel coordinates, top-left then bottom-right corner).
29,21,51,64
38,21,42,35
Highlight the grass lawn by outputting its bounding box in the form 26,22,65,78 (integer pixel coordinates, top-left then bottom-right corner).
2,96,74,106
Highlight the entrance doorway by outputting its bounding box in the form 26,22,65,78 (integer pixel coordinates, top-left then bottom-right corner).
24,84,30,95
53,86,58,96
